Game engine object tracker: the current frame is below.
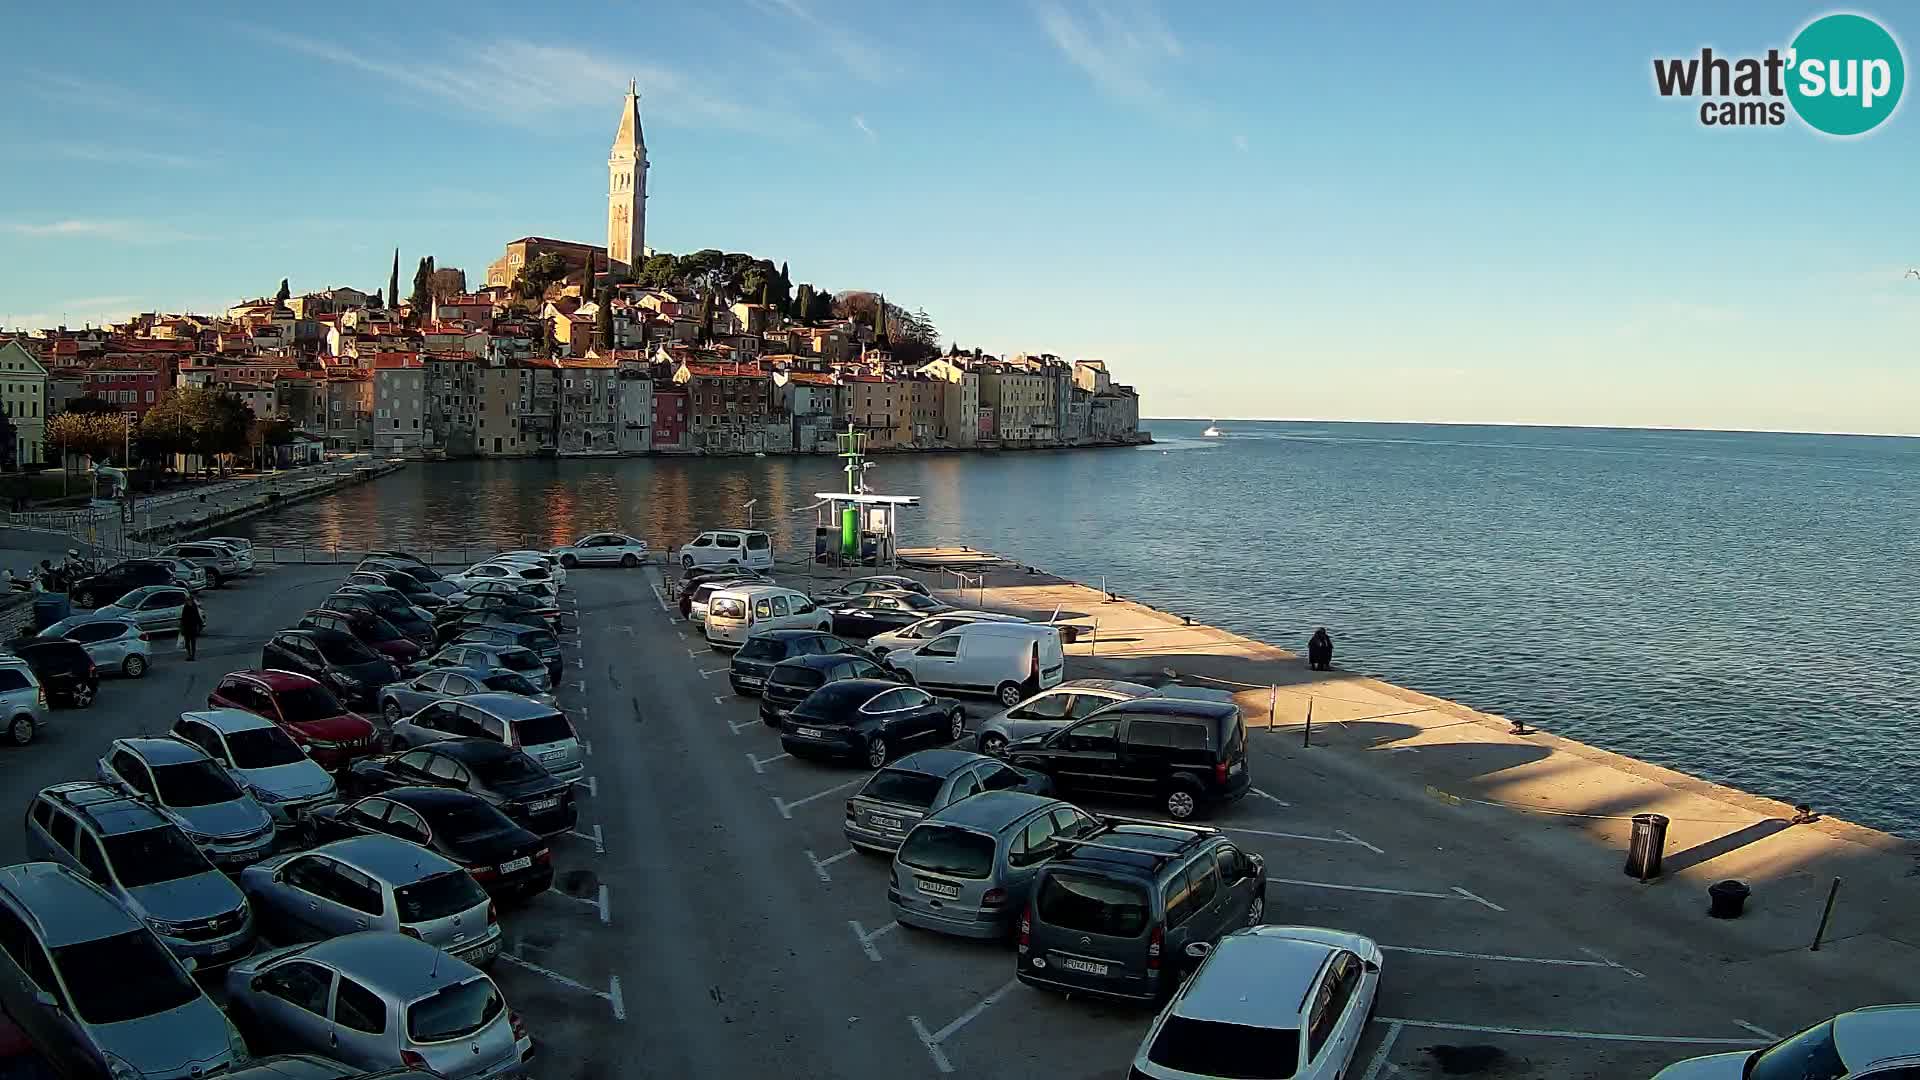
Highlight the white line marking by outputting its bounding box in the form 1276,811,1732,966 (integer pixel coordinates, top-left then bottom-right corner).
747,751,791,774
648,583,672,614
576,776,598,798
1269,878,1465,902
699,667,728,678
676,630,684,640
1335,828,1384,855
713,695,726,705
496,952,624,1022
808,847,856,882
1450,886,1506,912
1219,825,1375,850
849,919,895,962
1579,946,1646,979
608,975,624,1021
1361,1020,1402,1080
930,977,1019,1044
688,647,712,658
565,825,605,854
1373,1017,1763,1046
909,1016,953,1074
575,680,588,693
573,656,584,668
1382,945,1610,969
773,778,864,819
547,889,597,908
728,717,760,734
596,883,610,925
1732,1020,1780,1041
1249,786,1291,807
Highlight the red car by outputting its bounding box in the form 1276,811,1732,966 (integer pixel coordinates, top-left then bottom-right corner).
206,669,379,768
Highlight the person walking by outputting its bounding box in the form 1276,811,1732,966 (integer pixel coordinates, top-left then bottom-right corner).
180,597,204,661
1308,627,1333,671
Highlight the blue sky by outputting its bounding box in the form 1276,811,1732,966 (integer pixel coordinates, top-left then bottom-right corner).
5,2,1918,433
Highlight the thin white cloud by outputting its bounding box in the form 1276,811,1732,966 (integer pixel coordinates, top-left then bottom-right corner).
44,143,205,169
748,0,902,82
22,71,212,129
1232,133,1248,152
852,114,877,141
1037,0,1184,104
2,220,195,243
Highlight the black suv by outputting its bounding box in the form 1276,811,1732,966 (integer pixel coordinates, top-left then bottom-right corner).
760,651,893,725
67,560,176,608
8,639,98,708
730,629,862,696
261,628,398,708
1005,698,1251,820
1018,819,1267,1002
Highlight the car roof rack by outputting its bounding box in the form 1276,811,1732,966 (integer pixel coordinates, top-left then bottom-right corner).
1094,814,1218,835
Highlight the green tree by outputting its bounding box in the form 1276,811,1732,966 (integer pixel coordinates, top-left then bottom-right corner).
387,249,400,310
372,288,384,308
678,249,723,290
595,289,614,349
512,253,570,300
428,266,467,299
47,413,127,464
637,253,679,288
696,289,714,343
65,396,118,415
794,283,815,324
777,262,792,314
807,288,832,322
409,256,434,314
275,278,291,303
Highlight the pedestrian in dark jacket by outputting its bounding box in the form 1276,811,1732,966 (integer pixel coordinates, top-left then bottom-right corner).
180,598,204,661
1308,627,1333,671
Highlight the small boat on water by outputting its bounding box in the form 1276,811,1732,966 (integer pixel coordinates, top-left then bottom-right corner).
1201,421,1224,437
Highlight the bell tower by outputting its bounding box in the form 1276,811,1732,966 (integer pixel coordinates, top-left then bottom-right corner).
608,80,648,272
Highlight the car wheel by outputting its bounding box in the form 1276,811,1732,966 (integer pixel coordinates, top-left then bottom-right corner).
619,553,637,568
5,714,34,747
1164,783,1201,820
1246,895,1265,926
72,683,95,709
209,570,223,588
947,709,965,743
866,735,888,768
980,732,1007,757
561,554,579,569
681,555,695,569
995,681,1024,708
122,655,147,678
74,589,96,608
383,701,402,724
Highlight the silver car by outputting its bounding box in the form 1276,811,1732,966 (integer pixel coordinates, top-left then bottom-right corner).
389,693,583,783
240,835,499,967
888,790,1083,940
225,932,530,1079
206,537,257,574
93,585,194,635
419,644,552,694
972,679,1158,757
97,738,277,870
38,616,154,677
169,709,339,833
379,668,555,725
156,542,243,587
550,531,649,568
25,783,255,966
149,558,209,593
0,862,245,1080
845,748,1053,854
0,657,48,746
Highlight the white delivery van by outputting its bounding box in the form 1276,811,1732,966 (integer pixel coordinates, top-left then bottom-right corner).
882,622,1066,707
704,585,832,648
680,529,774,572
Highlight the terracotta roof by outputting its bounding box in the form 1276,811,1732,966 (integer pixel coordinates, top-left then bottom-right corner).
784,371,837,386
561,356,616,369
371,352,422,370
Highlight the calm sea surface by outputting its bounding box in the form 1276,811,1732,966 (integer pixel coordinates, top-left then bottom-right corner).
229,422,1920,837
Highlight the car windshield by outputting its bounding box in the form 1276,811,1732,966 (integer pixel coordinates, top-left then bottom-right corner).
406,977,504,1043
471,751,545,786
495,650,542,672
402,565,444,583
357,619,403,643
318,636,380,665
795,680,874,714
1147,1016,1300,1080
102,827,211,888
900,593,944,612
483,672,541,696
395,871,488,924
430,800,512,840
1746,1021,1847,1080
770,666,827,690
52,930,202,1026
152,760,243,807
517,629,556,650
858,769,943,809
896,825,995,879
277,685,345,723
1036,871,1149,936
513,713,573,746
710,598,746,619
737,637,788,661
225,726,307,769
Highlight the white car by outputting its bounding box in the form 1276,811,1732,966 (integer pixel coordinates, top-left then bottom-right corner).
93,585,194,635
157,541,245,586
38,616,154,677
1130,926,1382,1080
447,562,559,592
1652,1005,1920,1079
488,554,565,587
678,529,774,572
551,532,650,568
450,579,557,606
206,537,257,573
168,709,339,832
865,611,1029,658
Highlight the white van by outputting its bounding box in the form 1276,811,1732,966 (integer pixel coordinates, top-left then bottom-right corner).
705,585,832,648
680,529,774,572
882,622,1066,707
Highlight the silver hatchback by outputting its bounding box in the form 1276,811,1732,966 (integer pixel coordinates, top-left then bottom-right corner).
390,693,584,784
888,790,1084,940
97,737,277,870
845,749,1053,854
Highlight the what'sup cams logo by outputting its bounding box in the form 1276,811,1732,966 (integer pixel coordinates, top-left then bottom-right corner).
1654,12,1905,135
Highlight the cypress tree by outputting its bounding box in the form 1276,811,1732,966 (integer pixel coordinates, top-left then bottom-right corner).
387,249,400,310
275,279,290,303
778,261,792,314
596,289,614,349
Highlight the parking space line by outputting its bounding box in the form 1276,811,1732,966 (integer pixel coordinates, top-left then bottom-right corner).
773,778,864,819
496,952,626,1022
548,889,597,909
713,695,726,705
1268,878,1482,904
1219,825,1379,851
908,1017,954,1074
1361,1020,1402,1080
1249,786,1292,807
1335,828,1384,855
597,883,610,926
688,647,712,658
648,583,673,614
1373,1017,1764,1046
573,656,584,668
699,667,729,678
728,717,761,735
576,680,589,693
566,824,605,854
677,631,686,640
575,776,598,798
910,976,1019,1074
1450,886,1506,912
1578,946,1645,979
808,847,856,882
848,918,896,962
578,737,592,755
747,750,791,774
1381,945,1620,970
1733,1019,1780,1041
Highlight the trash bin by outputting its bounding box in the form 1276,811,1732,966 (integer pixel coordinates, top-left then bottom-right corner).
1623,813,1670,879
1708,879,1751,919
31,594,70,632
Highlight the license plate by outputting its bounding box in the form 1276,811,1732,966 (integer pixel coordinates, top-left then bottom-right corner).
796,727,822,738
529,798,559,812
540,750,565,762
499,857,532,873
917,878,961,898
737,676,763,687
869,814,903,832
218,849,262,866
1060,957,1109,976
460,938,501,963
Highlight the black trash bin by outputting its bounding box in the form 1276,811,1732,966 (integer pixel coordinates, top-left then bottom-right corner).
31,594,70,632
1708,879,1751,919
1624,813,1670,879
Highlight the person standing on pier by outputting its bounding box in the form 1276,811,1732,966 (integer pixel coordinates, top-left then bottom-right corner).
1308,627,1333,671
180,597,204,661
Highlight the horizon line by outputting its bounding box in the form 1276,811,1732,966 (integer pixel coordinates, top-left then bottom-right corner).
1143,417,1920,440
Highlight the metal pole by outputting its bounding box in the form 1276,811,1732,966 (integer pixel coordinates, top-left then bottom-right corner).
1810,878,1842,951
1302,697,1313,747
1268,685,1277,731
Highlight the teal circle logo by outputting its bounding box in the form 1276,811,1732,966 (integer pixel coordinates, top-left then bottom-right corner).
1787,13,1905,136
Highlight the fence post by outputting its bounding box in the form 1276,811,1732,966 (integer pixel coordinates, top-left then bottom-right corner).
1268,685,1278,731
1810,878,1842,951
1302,697,1313,747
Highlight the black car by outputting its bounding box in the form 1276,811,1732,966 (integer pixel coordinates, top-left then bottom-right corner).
261,628,399,709
308,785,554,901
438,610,550,646
810,575,931,603
823,592,954,639
329,587,435,645
1005,697,1252,821
347,738,578,837
346,569,448,609
67,560,176,609
362,549,428,567
8,639,97,708
436,592,556,628
454,624,563,680
729,629,863,695
297,608,423,666
760,652,893,726
778,677,966,768
362,559,454,590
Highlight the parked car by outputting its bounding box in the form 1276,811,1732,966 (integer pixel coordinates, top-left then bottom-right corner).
887,791,1086,940
678,568,771,617
1127,926,1382,1080
66,560,176,609
810,575,931,603
0,1009,56,1080
204,537,256,574
387,694,584,782
865,611,1028,659
25,782,255,966
703,586,832,649
445,562,555,593
344,571,447,610
240,835,500,966
308,787,554,901
326,589,434,648
728,629,862,695
677,528,773,571
1651,1005,1920,1079
148,558,210,594
551,532,649,568
6,639,97,708
1019,819,1268,1002
262,629,399,710
92,585,193,635
169,709,340,834
973,679,1158,757
298,609,422,665
490,551,564,584
38,616,153,677
0,862,245,1080
845,749,1051,854
362,550,428,567
379,668,555,725
451,625,562,682
97,737,278,869
157,542,244,587
433,593,555,633
359,560,458,597
685,578,762,626
759,652,893,727
224,932,532,1078
0,658,48,746
414,643,552,693
883,621,1066,706
207,670,380,769
438,611,552,648
1007,696,1251,821
347,739,577,837
823,592,954,639
778,678,966,768
445,579,553,606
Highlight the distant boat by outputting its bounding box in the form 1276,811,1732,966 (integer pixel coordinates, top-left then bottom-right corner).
1201,422,1224,437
